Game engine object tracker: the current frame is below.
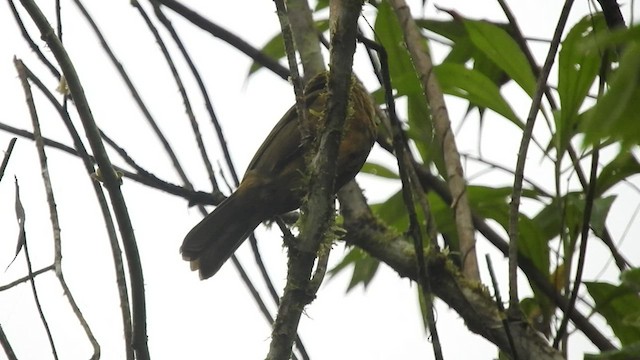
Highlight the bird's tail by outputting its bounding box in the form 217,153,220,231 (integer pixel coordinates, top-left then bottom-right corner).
181,190,262,279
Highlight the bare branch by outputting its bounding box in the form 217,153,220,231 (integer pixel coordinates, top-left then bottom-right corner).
267,1,364,358
508,0,575,314
155,0,290,79
389,0,480,280
17,1,151,358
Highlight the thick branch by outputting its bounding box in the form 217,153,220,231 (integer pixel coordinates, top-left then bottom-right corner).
338,182,563,360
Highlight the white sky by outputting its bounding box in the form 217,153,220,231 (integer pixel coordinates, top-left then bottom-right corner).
0,1,639,359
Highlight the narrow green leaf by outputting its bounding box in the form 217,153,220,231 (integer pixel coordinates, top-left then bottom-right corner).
556,14,604,155
360,162,399,179
468,186,549,276
419,18,511,88
375,1,423,96
465,20,537,96
427,191,457,245
249,33,284,75
370,190,409,233
597,152,640,196
621,268,640,292
591,195,616,237
585,342,640,360
314,0,329,11
328,247,380,292
406,93,437,167
586,281,640,345
584,42,640,145
434,63,521,127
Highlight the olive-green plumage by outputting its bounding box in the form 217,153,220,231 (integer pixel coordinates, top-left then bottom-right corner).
181,72,377,279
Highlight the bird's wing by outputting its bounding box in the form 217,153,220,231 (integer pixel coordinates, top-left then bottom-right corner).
244,88,325,176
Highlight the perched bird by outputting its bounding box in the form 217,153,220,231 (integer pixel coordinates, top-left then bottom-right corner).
181,71,377,279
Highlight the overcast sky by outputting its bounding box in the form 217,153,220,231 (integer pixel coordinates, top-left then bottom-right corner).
0,1,639,359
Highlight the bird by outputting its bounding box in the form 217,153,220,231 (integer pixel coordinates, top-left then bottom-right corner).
180,71,377,279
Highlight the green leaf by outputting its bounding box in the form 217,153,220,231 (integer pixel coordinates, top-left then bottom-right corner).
377,2,438,171
556,14,605,155
416,285,431,332
329,247,380,291
370,190,409,233
248,20,330,75
533,192,615,255
585,342,640,360
418,18,511,88
434,63,521,127
467,186,549,276
375,2,422,96
360,162,399,179
621,268,640,292
584,42,640,145
586,281,640,345
249,33,285,75
314,0,329,11
579,22,640,54
406,93,438,167
464,20,537,96
591,195,616,237
533,192,584,243
427,191,458,250
416,19,469,43
597,152,640,196
417,18,511,47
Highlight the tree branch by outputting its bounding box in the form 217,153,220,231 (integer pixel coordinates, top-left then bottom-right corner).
388,0,480,280
155,0,290,79
508,0,574,314
266,1,364,358
338,181,563,360
18,1,150,358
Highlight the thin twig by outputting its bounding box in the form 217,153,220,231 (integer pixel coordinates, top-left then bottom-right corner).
148,0,238,187
486,255,518,360
148,5,297,348
68,8,277,337
508,0,575,314
498,0,629,273
389,0,480,280
127,8,281,334
14,179,59,360
20,61,130,360
361,35,442,359
0,122,220,205
18,1,151,358
72,0,196,195
6,0,60,79
462,153,553,198
285,0,325,77
553,145,599,348
55,0,62,39
273,0,312,146
0,265,55,291
266,1,363,358
411,162,616,351
155,0,290,79
132,1,219,194
338,181,564,359
553,51,610,349
15,58,101,359
0,323,17,360
0,138,17,183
